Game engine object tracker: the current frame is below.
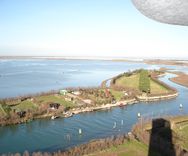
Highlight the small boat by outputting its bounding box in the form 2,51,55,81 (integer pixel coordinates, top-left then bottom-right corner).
121,120,124,125
119,103,125,107
79,128,82,135
179,104,183,109
137,113,141,118
64,112,73,118
51,116,59,120
113,122,117,129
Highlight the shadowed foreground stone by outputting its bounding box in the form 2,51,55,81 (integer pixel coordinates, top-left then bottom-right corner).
132,0,188,26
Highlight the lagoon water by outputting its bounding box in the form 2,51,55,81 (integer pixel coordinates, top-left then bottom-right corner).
0,59,188,154
0,59,150,98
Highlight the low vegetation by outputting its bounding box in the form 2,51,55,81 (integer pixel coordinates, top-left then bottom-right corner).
0,104,7,116
109,89,124,101
11,100,37,111
87,139,160,156
34,95,75,108
0,93,76,126
170,116,188,150
112,69,170,95
79,88,115,105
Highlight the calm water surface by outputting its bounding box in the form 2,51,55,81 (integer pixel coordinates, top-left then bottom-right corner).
0,59,150,98
0,59,188,154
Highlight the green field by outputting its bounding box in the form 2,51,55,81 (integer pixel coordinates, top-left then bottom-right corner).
7,95,75,112
177,124,188,150
173,118,188,150
87,139,160,156
110,89,124,100
0,104,7,116
115,73,169,94
150,79,169,94
34,95,75,108
115,74,140,90
12,100,37,111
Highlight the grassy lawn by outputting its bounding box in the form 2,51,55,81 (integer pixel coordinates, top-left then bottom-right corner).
0,104,7,116
110,89,124,101
87,139,160,156
178,124,188,150
35,95,75,108
1,94,75,115
115,73,169,94
174,121,188,150
150,79,169,94
115,74,139,90
12,100,37,111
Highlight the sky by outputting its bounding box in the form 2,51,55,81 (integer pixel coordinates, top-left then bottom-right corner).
0,0,188,58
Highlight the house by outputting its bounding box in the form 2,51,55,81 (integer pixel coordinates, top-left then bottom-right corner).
17,111,26,118
60,90,68,95
83,99,92,104
72,91,81,96
49,103,60,109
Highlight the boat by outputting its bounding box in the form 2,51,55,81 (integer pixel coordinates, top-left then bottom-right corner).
119,103,125,107
113,122,117,129
64,112,73,118
51,116,59,120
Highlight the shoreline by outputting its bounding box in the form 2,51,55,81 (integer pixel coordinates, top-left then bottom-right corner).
159,68,188,89
70,98,138,115
0,70,179,127
0,56,143,62
63,91,178,118
0,91,178,127
144,59,188,67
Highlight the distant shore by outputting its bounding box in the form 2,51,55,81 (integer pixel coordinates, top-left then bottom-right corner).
145,59,188,67
158,68,188,88
0,56,143,62
169,71,188,88
1,56,188,64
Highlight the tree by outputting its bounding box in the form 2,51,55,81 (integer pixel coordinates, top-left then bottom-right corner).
139,70,150,93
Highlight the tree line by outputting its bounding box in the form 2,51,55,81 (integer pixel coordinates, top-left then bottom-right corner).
139,69,150,93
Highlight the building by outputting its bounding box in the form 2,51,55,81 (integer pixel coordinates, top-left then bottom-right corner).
83,99,92,104
17,111,26,118
60,90,68,95
72,91,81,96
49,103,60,109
